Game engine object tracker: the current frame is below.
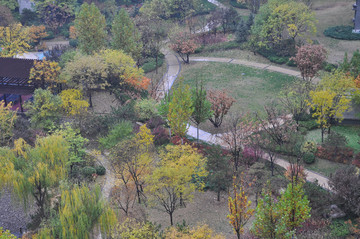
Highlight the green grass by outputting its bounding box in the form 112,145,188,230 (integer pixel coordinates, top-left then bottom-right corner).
178,62,296,113
305,125,360,153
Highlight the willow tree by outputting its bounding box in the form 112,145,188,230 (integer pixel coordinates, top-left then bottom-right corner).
0,135,69,218
0,101,17,146
34,185,116,239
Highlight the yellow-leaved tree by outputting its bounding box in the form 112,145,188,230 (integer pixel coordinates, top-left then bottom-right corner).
145,144,208,226
228,176,254,239
0,101,17,146
165,224,225,239
0,135,69,218
29,59,63,89
60,89,89,116
0,23,31,57
308,70,356,142
111,124,155,204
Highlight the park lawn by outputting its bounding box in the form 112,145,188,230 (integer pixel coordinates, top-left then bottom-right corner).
178,62,296,114
304,157,346,178
305,125,360,153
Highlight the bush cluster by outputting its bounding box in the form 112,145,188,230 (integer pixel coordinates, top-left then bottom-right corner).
230,0,247,9
195,41,241,54
324,26,360,40
95,165,106,175
303,152,316,164
316,146,353,164
141,54,165,73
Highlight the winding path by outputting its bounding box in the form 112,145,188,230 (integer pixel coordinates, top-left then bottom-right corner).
158,52,331,190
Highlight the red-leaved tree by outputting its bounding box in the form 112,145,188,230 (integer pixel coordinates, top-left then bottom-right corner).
291,44,327,83
169,31,199,63
207,89,236,128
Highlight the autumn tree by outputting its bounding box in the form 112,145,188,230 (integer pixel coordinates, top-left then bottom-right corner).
111,124,155,203
205,145,232,201
42,4,73,34
220,114,255,171
34,185,116,239
279,81,312,127
28,25,48,48
169,31,199,63
60,89,89,116
308,70,355,142
252,0,316,48
190,81,212,143
0,227,17,239
74,3,106,54
228,176,254,239
145,144,207,226
111,219,161,239
0,135,69,218
207,89,236,128
0,23,31,57
29,59,62,89
168,83,194,141
0,101,17,146
291,44,327,83
111,8,142,65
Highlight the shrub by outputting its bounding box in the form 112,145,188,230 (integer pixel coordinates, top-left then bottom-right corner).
230,0,247,9
303,181,331,217
146,116,165,129
43,30,55,40
20,9,39,26
303,152,315,164
302,141,317,154
316,146,353,164
81,166,96,178
99,121,133,149
353,153,360,168
95,165,106,175
330,220,351,238
134,98,158,122
299,120,318,131
69,39,78,48
152,126,170,146
141,54,165,73
323,62,337,72
324,25,360,40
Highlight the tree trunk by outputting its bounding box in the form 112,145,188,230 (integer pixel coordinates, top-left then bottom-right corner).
217,190,220,201
236,229,241,239
155,54,158,74
321,128,324,143
170,212,174,226
197,124,200,144
186,54,189,64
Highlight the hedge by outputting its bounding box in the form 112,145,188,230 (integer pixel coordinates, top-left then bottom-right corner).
324,25,360,40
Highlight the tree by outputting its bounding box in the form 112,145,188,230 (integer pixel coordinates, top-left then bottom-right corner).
279,81,312,127
42,4,73,34
252,182,283,239
0,5,14,27
205,145,232,201
169,31,199,63
252,0,316,48
291,44,327,83
111,8,142,65
278,180,311,231
308,70,355,142
238,0,267,14
145,144,207,226
28,25,48,48
227,176,254,239
111,219,161,239
111,124,155,203
74,3,106,54
0,228,17,239
190,81,212,143
329,166,360,217
208,10,222,36
0,101,17,146
29,59,62,89
0,135,69,218
0,23,31,57
0,0,18,11
235,19,249,43
168,83,194,141
34,185,116,239
207,89,236,128
219,7,239,34
220,114,256,171
60,89,89,116
25,88,62,129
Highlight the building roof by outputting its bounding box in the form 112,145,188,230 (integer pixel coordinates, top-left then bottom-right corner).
0,57,37,80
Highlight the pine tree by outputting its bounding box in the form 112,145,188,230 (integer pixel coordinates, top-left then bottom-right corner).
235,19,248,43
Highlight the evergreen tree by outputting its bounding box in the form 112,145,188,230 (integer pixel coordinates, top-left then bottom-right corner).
111,8,142,65
74,3,106,55
235,19,248,43
190,80,212,143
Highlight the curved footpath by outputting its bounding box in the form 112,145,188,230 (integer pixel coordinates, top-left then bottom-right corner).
158,52,330,190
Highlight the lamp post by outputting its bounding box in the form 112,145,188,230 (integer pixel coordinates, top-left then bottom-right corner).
353,0,360,33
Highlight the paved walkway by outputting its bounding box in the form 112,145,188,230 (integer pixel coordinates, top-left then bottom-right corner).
158,51,330,190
